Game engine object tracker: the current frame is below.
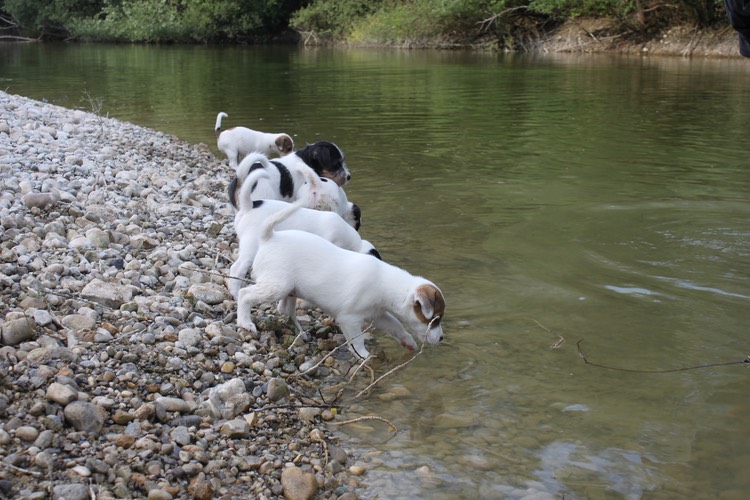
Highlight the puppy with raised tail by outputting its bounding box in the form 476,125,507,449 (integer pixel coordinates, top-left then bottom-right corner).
236,200,446,359
215,112,294,169
228,152,361,230
227,196,381,300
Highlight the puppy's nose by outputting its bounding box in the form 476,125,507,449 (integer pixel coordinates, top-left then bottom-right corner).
439,336,444,342
346,172,351,181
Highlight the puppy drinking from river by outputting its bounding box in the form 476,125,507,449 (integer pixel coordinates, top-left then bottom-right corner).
227,198,380,300
236,202,446,359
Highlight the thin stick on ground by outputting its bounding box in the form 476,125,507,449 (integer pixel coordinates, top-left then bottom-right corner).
309,429,328,467
0,461,43,477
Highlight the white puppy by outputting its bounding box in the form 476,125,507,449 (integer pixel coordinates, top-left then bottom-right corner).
228,152,361,230
227,198,380,299
237,202,446,359
215,112,294,169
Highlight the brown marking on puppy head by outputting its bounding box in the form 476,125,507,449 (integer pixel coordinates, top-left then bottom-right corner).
276,135,294,156
413,284,446,328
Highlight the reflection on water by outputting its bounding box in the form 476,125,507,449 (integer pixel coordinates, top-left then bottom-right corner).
2,43,749,498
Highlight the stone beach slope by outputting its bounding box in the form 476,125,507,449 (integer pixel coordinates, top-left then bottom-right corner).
0,90,381,499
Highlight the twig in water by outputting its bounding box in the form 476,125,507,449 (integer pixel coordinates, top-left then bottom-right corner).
347,355,372,384
532,319,565,349
319,386,344,407
576,339,750,373
333,415,398,432
291,325,373,380
550,336,566,349
353,316,439,399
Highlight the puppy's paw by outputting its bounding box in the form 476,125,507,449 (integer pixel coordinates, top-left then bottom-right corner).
237,316,258,334
401,339,418,351
349,344,370,360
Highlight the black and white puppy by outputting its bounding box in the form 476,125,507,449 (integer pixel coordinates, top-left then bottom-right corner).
293,140,351,187
227,198,380,299
236,200,446,359
228,151,361,230
215,112,294,169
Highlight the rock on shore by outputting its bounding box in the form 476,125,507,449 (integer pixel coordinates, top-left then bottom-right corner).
0,91,367,499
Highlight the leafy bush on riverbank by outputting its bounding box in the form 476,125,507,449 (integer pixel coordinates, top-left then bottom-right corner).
0,0,303,42
293,0,727,48
0,0,729,45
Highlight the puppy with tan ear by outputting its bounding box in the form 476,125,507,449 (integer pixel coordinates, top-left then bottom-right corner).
215,112,294,169
236,200,446,359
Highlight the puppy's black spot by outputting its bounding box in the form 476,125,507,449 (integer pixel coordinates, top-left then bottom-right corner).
320,177,329,182
352,203,362,231
228,177,239,209
271,161,294,199
369,248,382,260
251,181,258,193
252,200,264,209
248,162,265,173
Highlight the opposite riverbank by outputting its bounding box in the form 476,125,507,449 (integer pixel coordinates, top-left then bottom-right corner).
327,18,743,59
512,18,741,58
0,90,403,500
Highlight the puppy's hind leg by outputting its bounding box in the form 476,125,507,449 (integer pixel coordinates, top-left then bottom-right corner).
228,256,252,300
237,282,287,334
278,297,308,346
279,297,306,332
227,237,259,300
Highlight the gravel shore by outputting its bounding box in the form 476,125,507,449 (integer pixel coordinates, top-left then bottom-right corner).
0,91,375,500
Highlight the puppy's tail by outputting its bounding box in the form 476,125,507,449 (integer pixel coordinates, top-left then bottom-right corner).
229,152,274,210
259,197,308,243
295,166,322,209
258,166,321,241
215,112,228,136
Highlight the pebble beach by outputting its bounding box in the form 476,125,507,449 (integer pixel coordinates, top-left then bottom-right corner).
0,90,377,500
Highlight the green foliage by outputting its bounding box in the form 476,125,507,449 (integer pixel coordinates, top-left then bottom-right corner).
2,0,103,37
0,0,730,42
1,0,305,42
528,0,628,17
350,0,507,45
298,0,727,45
290,0,386,37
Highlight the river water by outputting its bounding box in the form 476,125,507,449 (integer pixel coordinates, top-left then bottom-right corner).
2,43,749,499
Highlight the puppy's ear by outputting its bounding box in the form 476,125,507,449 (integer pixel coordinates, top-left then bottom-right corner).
277,135,294,155
311,145,328,167
413,284,445,325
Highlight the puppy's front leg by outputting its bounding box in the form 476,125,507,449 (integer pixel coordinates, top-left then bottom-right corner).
372,312,418,351
336,315,370,360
